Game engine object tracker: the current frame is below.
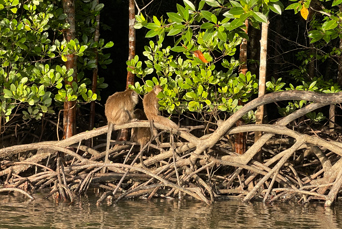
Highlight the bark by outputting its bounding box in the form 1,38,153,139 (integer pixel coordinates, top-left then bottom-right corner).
248,25,260,78
254,21,269,144
235,19,248,155
118,0,136,141
126,0,136,88
62,0,77,139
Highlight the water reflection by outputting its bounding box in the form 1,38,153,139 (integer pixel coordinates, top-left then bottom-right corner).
0,193,341,229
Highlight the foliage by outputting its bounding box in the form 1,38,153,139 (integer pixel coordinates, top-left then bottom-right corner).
129,0,282,121
0,0,112,122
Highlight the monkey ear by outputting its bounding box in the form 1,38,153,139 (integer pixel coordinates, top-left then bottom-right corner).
154,85,162,93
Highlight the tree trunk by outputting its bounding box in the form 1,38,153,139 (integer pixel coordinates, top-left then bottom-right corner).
62,0,77,139
126,0,136,88
254,21,269,145
119,0,136,141
248,25,260,78
235,19,249,155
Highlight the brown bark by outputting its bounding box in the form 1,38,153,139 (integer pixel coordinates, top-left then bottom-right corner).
62,0,77,139
235,19,248,155
118,0,136,141
126,0,136,88
254,21,269,146
248,25,260,78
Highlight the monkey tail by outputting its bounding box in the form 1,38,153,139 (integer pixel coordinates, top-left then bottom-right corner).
153,116,178,130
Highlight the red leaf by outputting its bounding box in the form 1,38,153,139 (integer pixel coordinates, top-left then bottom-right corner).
193,50,209,63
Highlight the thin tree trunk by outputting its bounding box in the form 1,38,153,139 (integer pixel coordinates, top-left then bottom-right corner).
235,19,248,155
89,1,100,144
62,0,77,139
254,21,269,145
248,25,260,78
119,0,136,141
126,0,136,88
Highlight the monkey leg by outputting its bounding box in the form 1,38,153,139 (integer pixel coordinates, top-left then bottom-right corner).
149,119,161,146
139,145,147,168
118,129,129,141
102,122,113,173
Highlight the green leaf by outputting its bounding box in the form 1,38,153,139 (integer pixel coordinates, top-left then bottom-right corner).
171,46,188,52
94,3,104,11
332,0,342,6
201,11,215,22
248,0,258,8
146,23,160,30
10,7,17,13
186,91,197,99
12,0,19,6
185,28,193,42
252,12,268,23
146,80,154,87
204,0,221,7
228,18,245,31
230,1,242,7
145,30,159,38
201,23,214,29
308,30,324,43
168,28,183,36
322,20,338,31
183,0,196,11
3,89,12,98
177,4,186,19
229,7,244,16
153,16,161,26
167,12,184,23
10,84,16,92
104,41,114,48
285,3,300,11
41,105,48,113
20,77,28,84
269,2,283,15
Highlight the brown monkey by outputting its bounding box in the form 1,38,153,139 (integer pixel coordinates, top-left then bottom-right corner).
143,85,178,135
104,89,139,170
131,109,151,167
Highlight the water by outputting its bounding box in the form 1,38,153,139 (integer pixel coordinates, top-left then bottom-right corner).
0,192,341,229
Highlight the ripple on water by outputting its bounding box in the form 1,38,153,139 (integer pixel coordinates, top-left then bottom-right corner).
0,194,342,229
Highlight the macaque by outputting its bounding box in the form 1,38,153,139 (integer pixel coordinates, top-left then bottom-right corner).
143,85,178,138
131,109,151,166
104,89,139,169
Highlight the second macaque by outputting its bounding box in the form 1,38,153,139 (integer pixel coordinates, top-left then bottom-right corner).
143,85,178,142
131,109,151,166
104,89,138,169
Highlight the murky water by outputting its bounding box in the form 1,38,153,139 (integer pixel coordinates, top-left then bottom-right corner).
0,192,341,229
